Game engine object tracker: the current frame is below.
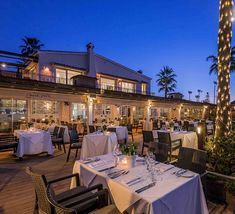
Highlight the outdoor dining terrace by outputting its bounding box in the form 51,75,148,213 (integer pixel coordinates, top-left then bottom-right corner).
0,120,234,214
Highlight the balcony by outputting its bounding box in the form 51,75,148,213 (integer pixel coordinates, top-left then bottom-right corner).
0,71,153,96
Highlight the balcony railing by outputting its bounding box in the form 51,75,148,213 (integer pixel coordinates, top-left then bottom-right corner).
0,71,154,96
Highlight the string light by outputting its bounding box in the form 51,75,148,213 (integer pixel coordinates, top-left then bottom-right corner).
215,0,233,137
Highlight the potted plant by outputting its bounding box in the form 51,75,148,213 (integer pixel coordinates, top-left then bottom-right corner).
205,132,235,203
120,144,137,168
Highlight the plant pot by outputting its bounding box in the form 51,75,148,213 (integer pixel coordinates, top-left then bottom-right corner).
205,175,226,204
122,155,136,169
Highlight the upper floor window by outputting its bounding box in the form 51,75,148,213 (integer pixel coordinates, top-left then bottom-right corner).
141,83,147,94
100,77,115,90
56,68,82,85
121,82,135,93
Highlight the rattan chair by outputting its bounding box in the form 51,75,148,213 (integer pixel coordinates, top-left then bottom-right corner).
141,131,155,155
176,147,207,175
66,129,82,162
107,127,117,133
157,131,182,161
127,124,134,142
51,126,60,137
46,185,120,214
154,142,169,163
26,167,104,214
52,127,66,153
0,133,18,153
89,125,96,133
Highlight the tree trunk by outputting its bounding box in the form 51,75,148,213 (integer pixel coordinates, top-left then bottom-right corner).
215,0,233,138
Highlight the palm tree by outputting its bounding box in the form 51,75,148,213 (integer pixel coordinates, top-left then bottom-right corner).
156,66,177,98
206,46,235,75
215,0,233,137
197,89,203,102
19,37,44,56
195,95,200,102
188,91,192,101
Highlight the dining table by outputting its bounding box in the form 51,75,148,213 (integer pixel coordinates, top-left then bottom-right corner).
107,125,128,142
71,153,208,214
14,129,53,158
80,131,118,160
152,130,198,149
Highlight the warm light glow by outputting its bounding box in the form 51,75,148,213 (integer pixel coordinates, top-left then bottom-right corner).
1,63,6,68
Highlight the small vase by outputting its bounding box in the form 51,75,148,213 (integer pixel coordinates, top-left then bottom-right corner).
123,155,136,169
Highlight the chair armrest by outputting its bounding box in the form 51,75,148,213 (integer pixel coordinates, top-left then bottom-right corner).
171,139,182,143
59,188,109,209
48,173,80,186
55,184,103,203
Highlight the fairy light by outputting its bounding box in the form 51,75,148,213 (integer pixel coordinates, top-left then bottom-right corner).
215,0,233,137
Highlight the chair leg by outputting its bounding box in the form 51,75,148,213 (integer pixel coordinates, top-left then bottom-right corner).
132,134,134,142
75,148,79,158
141,144,144,155
62,142,66,153
66,146,71,162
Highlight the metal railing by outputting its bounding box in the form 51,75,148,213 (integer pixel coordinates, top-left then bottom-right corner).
0,71,154,96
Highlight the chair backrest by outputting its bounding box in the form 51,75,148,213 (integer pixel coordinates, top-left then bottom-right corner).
177,147,207,174
72,124,77,130
107,127,116,133
53,126,59,136
188,124,196,132
70,129,79,143
126,124,132,132
152,120,158,130
25,167,52,214
183,121,189,131
58,127,65,138
89,125,95,133
154,142,169,162
103,125,107,131
46,185,77,214
142,131,154,143
157,131,171,145
0,134,15,143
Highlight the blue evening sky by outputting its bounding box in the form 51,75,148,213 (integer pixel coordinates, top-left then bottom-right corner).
1,0,235,101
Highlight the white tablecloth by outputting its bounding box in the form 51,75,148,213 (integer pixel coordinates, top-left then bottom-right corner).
153,130,198,149
48,125,70,143
107,126,128,141
71,153,208,214
15,130,53,158
80,132,118,160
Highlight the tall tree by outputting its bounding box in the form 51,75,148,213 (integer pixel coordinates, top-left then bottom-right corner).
156,66,177,98
188,91,192,101
206,46,235,75
215,0,233,137
197,89,203,102
19,37,44,56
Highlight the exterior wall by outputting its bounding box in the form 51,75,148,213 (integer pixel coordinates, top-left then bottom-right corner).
38,51,88,77
36,44,151,94
94,54,151,94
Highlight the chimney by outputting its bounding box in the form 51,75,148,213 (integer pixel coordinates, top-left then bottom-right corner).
86,43,96,78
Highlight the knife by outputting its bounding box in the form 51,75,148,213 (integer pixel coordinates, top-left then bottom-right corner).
98,166,115,172
163,166,175,172
126,177,141,185
176,169,187,177
135,182,155,193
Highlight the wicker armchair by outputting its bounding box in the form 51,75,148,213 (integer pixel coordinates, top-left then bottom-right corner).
66,129,82,162
176,147,207,175
52,127,66,153
157,131,182,161
141,131,155,155
26,167,104,214
126,124,134,142
154,142,169,163
46,185,120,214
0,133,18,153
88,125,96,133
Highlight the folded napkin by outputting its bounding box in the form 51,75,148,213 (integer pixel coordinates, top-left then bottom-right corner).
88,159,115,172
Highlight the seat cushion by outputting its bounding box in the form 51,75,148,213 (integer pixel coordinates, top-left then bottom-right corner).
89,204,121,214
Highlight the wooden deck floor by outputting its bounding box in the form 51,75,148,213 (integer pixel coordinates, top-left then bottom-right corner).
0,133,234,214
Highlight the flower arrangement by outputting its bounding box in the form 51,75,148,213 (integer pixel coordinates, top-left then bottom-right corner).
120,144,137,156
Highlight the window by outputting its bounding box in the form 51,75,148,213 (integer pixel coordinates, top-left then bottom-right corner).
0,99,27,133
100,78,115,90
56,69,67,84
141,83,147,94
121,82,135,93
67,70,80,85
71,103,86,121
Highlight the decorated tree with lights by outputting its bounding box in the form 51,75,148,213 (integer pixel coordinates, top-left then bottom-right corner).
215,0,233,138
